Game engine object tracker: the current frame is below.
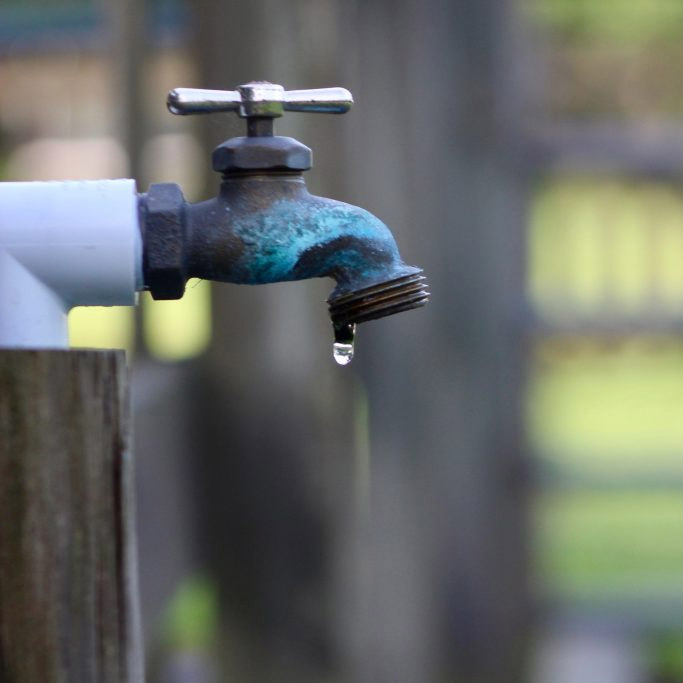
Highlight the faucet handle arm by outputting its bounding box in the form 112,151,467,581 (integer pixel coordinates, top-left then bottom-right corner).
167,82,353,123
167,88,241,115
283,88,353,114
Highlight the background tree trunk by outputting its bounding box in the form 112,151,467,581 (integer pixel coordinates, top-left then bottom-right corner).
187,1,531,680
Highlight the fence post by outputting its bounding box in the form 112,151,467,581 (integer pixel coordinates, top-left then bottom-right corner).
0,350,143,682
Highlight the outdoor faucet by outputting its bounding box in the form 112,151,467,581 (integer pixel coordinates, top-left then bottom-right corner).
0,82,428,360
140,82,429,362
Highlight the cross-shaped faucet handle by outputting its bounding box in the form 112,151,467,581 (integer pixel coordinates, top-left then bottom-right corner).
168,82,353,120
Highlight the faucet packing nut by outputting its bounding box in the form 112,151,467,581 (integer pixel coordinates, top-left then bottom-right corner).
212,136,312,174
141,183,187,299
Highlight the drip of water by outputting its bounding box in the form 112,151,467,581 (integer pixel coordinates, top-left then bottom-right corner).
333,323,356,365
333,342,354,365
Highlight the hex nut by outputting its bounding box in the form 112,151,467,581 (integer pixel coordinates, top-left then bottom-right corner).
212,136,312,173
143,183,187,299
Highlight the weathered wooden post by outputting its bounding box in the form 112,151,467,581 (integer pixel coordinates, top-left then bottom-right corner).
0,350,143,682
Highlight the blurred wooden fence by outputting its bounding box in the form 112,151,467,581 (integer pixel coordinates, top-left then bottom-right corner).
0,351,143,682
183,1,531,682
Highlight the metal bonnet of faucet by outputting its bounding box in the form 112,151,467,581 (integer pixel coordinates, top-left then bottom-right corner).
140,82,429,354
167,82,351,172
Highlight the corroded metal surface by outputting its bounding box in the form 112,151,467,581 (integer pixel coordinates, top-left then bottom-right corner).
327,272,429,327
142,172,429,327
143,81,429,328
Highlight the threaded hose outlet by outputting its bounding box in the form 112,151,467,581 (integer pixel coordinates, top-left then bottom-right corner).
328,271,430,328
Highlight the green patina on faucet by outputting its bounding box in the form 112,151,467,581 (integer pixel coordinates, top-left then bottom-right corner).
139,82,429,358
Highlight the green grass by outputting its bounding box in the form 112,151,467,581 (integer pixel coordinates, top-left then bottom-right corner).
162,576,218,652
529,178,683,318
538,491,683,596
528,0,683,45
529,339,683,481
529,178,683,612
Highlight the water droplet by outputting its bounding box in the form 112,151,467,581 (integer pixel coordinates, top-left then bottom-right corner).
333,323,356,366
333,342,354,365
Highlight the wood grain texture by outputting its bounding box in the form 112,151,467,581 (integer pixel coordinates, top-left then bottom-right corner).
0,350,143,683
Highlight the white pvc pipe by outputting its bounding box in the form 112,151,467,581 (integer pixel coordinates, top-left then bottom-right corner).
0,179,142,349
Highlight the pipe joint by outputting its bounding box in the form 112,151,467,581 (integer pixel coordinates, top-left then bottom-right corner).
0,179,141,348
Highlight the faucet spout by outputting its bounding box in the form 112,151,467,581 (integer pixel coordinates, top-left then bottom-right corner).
146,81,429,344
142,175,428,328
191,175,428,326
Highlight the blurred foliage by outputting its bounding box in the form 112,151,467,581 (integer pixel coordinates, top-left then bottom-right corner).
529,177,683,317
530,177,683,618
527,17,683,616
538,491,683,597
68,279,211,361
141,278,211,361
528,0,683,118
529,0,683,45
530,339,683,483
162,576,218,652
649,632,683,681
69,306,134,353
